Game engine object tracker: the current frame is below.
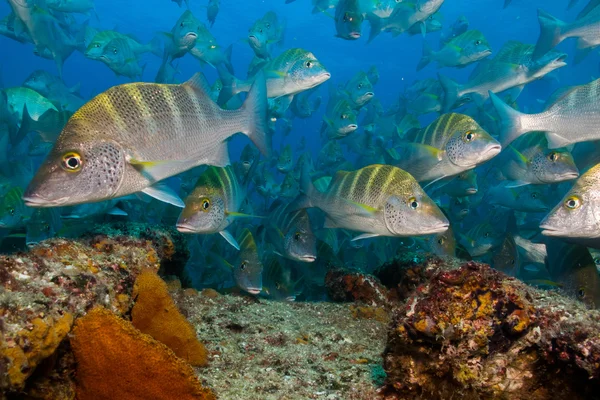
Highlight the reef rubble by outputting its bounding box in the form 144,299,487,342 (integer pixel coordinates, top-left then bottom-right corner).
0,226,599,399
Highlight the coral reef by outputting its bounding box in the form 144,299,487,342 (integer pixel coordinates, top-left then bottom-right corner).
132,269,208,366
325,268,391,307
380,259,600,400
0,223,185,394
71,307,215,400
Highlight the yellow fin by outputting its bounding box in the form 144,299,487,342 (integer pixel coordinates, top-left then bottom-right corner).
343,198,379,214
226,211,264,218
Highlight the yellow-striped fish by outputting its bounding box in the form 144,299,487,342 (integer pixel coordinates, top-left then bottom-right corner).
23,72,269,208
234,229,263,294
395,113,501,183
176,165,255,249
292,164,449,240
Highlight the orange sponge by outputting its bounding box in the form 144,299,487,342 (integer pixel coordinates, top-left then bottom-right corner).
71,307,215,400
131,269,208,366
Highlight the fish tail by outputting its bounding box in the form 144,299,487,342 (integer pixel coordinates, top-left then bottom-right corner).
438,73,460,112
216,64,239,106
417,41,433,71
147,36,163,58
223,44,234,74
533,9,566,60
366,14,383,44
288,162,315,212
239,71,271,158
488,90,528,147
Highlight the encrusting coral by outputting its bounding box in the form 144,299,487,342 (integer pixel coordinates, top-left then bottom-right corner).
131,269,209,366
70,307,215,400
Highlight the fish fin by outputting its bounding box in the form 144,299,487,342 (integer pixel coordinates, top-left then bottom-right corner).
422,174,450,190
533,9,566,60
106,206,128,216
324,216,338,228
438,73,461,112
417,40,433,71
207,142,230,167
265,70,286,78
219,229,240,250
184,72,213,98
489,90,529,147
351,233,380,242
216,64,240,106
12,103,32,146
507,145,529,167
574,45,593,64
420,21,426,38
545,132,571,149
504,180,530,188
395,143,443,181
366,14,384,44
141,184,184,207
239,71,271,158
147,36,163,58
69,82,81,94
223,44,234,75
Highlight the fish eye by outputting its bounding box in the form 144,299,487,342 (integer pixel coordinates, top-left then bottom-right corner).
484,232,490,238
8,208,14,216
463,131,474,142
437,238,444,245
357,83,363,89
577,287,586,299
275,282,282,290
547,152,558,162
61,152,82,172
210,45,216,49
265,23,270,28
240,261,247,270
475,40,482,45
259,29,263,33
594,257,600,265
201,198,211,211
113,48,117,54
94,43,100,48
180,22,184,27
408,197,419,209
294,232,301,241
564,196,581,210
43,223,50,232
531,193,538,199
305,60,313,68
341,113,348,119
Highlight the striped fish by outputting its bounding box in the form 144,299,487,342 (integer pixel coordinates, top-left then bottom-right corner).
234,229,263,295
417,29,491,71
293,164,449,240
177,165,255,249
265,200,317,262
396,113,500,182
24,72,269,208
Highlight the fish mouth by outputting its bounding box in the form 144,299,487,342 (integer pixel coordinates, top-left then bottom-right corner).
175,223,198,233
349,32,361,39
557,172,580,181
539,223,566,237
465,188,478,194
22,194,68,207
185,32,198,39
481,49,492,57
365,92,374,98
482,144,502,158
418,222,450,235
245,287,262,295
298,255,316,262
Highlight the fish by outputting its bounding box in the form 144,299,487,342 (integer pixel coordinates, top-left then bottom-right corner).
459,222,503,257
176,166,254,249
439,41,567,111
417,30,492,71
494,132,579,186
276,144,294,173
439,170,478,197
207,0,220,27
545,239,600,309
248,11,286,59
321,92,358,140
540,163,600,248
45,0,95,15
217,48,330,106
395,113,501,183
532,7,600,62
162,10,208,61
22,70,84,112
25,207,61,246
264,200,317,262
290,87,321,119
407,12,443,36
439,15,469,46
99,38,146,79
367,65,379,85
334,0,364,40
279,172,299,199
491,78,600,149
23,72,269,208
292,164,449,239
233,229,263,294
261,256,303,301
0,186,31,229
85,30,161,60
492,233,520,275
487,182,550,213
4,87,58,123
340,71,375,108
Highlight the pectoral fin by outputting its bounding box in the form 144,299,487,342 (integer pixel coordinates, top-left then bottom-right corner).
220,230,240,250
141,184,184,208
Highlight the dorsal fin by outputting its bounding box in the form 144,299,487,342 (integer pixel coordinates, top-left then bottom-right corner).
183,73,213,98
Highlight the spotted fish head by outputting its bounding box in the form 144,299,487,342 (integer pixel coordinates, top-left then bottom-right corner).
177,189,226,234
24,139,126,207
284,226,317,263
384,187,449,237
287,54,331,93
532,149,579,184
446,121,501,168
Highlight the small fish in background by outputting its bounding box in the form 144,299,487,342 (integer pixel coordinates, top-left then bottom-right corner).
321,90,358,140
261,256,303,301
161,10,208,62
417,30,492,71
85,30,161,60
459,222,504,259
545,238,600,309
340,71,375,109
25,208,61,246
290,87,321,119
99,38,146,79
334,0,364,40
217,48,331,105
0,187,31,229
407,12,443,36
206,0,220,27
439,15,469,46
232,229,263,294
276,144,294,173
492,233,520,276
486,182,550,213
247,11,286,60
171,0,189,8
22,70,84,112
279,172,299,199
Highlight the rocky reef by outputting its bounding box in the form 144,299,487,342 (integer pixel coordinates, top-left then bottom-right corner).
1,225,600,399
